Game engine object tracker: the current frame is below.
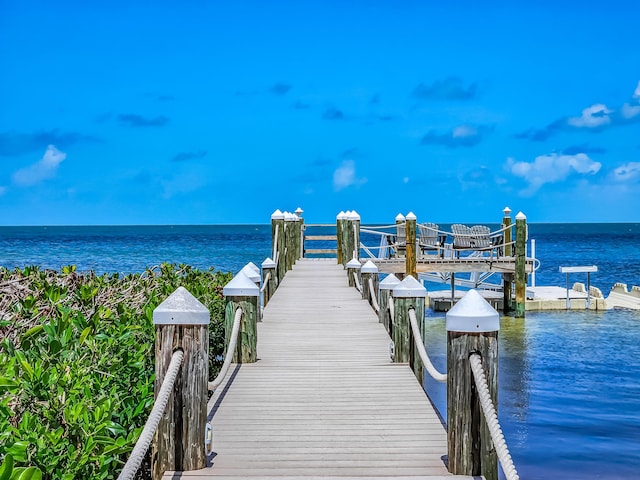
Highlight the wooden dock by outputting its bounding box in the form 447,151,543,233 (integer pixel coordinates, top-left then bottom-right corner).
164,259,475,479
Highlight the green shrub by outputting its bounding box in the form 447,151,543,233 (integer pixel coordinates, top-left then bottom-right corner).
0,264,232,479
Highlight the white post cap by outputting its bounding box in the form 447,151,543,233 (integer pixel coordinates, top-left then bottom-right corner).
392,275,427,298
239,264,261,283
503,206,512,216
515,211,527,221
405,211,416,221
395,213,405,222
153,286,210,325
295,207,304,216
346,258,362,269
262,257,276,269
446,289,499,332
223,271,260,297
271,209,285,220
349,210,361,220
337,211,346,220
246,261,260,274
361,260,379,273
379,273,401,290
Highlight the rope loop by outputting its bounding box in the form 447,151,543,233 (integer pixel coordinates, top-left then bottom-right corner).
407,308,447,383
209,307,243,391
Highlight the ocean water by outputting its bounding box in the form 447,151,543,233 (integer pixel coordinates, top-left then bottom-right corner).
1,223,640,479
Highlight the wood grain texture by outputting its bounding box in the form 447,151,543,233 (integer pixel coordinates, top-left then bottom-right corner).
515,217,527,318
406,217,417,278
165,259,457,479
224,297,257,363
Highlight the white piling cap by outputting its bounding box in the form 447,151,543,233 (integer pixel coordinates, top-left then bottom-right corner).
405,211,417,221
223,271,260,297
337,211,346,220
379,274,401,290
295,207,304,216
446,289,499,332
395,213,405,222
346,258,362,269
503,206,512,216
262,257,276,269
239,264,261,283
246,262,260,274
153,286,210,325
271,209,284,220
348,210,361,220
361,260,379,273
515,211,527,221
392,276,427,298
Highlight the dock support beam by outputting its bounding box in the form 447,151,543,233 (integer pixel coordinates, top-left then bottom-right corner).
515,212,527,318
378,274,400,336
446,290,499,480
271,210,285,285
152,287,209,479
405,212,417,278
502,207,512,314
223,272,259,363
392,276,427,384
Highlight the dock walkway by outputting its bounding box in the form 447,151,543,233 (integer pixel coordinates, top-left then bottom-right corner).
166,259,471,479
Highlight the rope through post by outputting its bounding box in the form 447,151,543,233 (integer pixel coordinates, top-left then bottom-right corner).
117,350,184,480
368,278,380,313
470,354,520,480
408,308,446,383
208,307,242,391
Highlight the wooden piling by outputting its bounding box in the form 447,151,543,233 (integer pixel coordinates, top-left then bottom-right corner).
502,207,512,314
392,276,427,384
336,211,345,265
346,258,362,288
405,212,417,278
261,257,276,307
395,213,405,257
446,290,499,480
515,212,527,318
284,213,296,272
378,274,400,335
152,287,209,479
342,213,353,268
223,273,259,363
271,210,285,285
360,260,379,307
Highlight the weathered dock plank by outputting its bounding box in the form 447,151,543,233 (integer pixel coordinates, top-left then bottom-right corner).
164,259,470,479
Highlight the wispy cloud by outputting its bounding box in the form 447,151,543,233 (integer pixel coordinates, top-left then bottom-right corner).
171,150,207,162
611,161,640,183
269,83,292,96
412,77,478,101
323,107,345,121
507,152,601,195
421,124,492,148
562,143,607,155
516,81,640,141
333,160,367,191
12,145,66,186
0,130,98,157
118,114,169,127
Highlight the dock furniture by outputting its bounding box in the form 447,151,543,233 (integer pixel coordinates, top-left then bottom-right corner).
418,222,446,257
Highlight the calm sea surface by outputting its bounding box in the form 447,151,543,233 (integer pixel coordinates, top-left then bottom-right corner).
1,223,640,479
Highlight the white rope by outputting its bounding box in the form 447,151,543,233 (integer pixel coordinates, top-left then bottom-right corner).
260,272,271,293
208,307,242,391
388,296,394,319
272,224,279,261
361,224,399,231
117,349,184,480
368,278,380,313
352,271,362,293
469,353,520,480
408,309,447,383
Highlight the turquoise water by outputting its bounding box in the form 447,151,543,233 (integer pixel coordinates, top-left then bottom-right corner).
1,223,639,479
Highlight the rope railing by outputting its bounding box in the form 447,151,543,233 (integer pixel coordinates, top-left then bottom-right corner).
361,224,400,231
408,309,447,383
117,349,184,480
368,278,380,313
208,307,242,391
272,224,279,260
260,272,271,293
388,296,394,319
469,353,520,480
352,271,362,293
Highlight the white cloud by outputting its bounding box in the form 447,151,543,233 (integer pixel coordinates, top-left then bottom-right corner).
332,160,366,191
567,104,613,128
611,162,640,182
451,125,477,138
507,152,601,195
621,102,640,120
12,145,66,186
634,80,640,99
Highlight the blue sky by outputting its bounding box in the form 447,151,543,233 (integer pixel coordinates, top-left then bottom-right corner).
1,1,639,225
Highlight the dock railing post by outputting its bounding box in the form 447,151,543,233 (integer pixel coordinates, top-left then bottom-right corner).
405,212,417,278
336,211,345,265
446,289,499,480
342,212,354,268
392,276,427,384
271,209,285,285
361,260,379,306
295,207,304,259
502,207,512,314
395,213,405,258
152,287,209,479
346,257,362,289
379,274,400,335
352,210,361,260
284,212,296,272
515,212,527,318
223,272,259,363
261,257,276,307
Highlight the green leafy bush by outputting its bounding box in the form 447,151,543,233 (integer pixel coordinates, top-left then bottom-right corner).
0,264,231,479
